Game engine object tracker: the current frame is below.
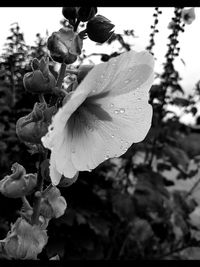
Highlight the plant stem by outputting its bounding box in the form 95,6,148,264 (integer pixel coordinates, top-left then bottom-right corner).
56,63,67,90
49,62,67,106
31,153,45,225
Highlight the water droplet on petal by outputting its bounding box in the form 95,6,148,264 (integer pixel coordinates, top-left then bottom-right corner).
119,108,125,113
128,68,132,72
111,134,114,138
92,89,96,93
105,155,109,160
125,80,129,84
110,103,114,108
114,110,120,114
88,169,92,172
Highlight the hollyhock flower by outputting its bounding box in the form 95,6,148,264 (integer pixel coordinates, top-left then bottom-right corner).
42,50,154,185
181,8,195,25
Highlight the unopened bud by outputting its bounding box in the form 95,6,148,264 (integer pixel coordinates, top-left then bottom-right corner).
16,103,56,144
86,15,115,43
47,26,83,64
77,7,97,22
16,116,48,144
23,57,56,94
62,7,77,24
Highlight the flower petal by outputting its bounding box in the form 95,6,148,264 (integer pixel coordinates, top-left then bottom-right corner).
42,50,154,179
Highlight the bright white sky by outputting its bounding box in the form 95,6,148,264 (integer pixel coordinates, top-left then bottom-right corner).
0,7,199,123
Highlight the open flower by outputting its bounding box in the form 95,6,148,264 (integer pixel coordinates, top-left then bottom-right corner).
42,50,154,185
181,8,195,25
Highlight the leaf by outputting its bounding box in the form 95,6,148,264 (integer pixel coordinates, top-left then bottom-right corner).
163,145,189,171
112,191,135,220
178,133,200,158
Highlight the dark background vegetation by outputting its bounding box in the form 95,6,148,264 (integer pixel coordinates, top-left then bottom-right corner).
1,10,200,259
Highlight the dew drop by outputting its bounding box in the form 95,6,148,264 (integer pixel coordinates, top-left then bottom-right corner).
128,68,132,72
124,80,129,84
88,169,92,172
92,89,96,93
119,108,125,113
114,109,120,114
111,134,114,138
105,155,109,160
110,103,114,108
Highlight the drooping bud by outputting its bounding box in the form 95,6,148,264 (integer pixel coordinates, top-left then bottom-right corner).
77,64,94,83
23,57,56,94
86,15,115,43
16,103,56,144
3,217,48,259
47,26,83,64
40,186,67,219
77,7,97,22
0,163,37,198
62,7,77,25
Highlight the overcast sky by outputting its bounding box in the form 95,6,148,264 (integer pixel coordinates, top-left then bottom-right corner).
0,7,199,96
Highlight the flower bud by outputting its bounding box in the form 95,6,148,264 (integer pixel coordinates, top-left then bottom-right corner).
47,26,83,64
4,217,48,259
62,7,77,24
40,186,67,219
16,103,56,144
77,7,97,22
16,116,48,144
0,163,37,198
23,57,56,94
77,64,94,83
86,15,115,43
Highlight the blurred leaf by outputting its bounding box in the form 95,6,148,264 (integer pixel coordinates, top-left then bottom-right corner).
163,145,189,171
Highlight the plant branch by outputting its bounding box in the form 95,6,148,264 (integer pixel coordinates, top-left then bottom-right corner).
56,62,67,90
31,153,46,225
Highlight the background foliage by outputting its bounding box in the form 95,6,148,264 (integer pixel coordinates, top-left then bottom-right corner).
1,9,200,260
